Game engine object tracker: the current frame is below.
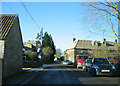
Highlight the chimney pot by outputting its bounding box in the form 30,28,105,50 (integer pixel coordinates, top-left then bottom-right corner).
73,38,76,42
115,39,117,43
104,38,106,42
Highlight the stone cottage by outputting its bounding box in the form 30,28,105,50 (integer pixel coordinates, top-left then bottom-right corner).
23,40,37,61
65,38,118,63
23,40,37,52
0,14,23,78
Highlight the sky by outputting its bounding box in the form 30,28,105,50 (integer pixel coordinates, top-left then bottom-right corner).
1,1,118,52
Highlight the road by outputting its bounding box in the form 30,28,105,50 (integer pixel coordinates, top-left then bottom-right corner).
3,63,120,86
27,64,119,85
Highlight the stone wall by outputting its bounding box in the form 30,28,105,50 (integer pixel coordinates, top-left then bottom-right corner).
3,17,23,78
0,40,4,59
0,40,4,84
0,59,2,86
66,49,75,63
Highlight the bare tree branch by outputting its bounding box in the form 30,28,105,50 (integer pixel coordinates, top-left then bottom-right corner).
89,3,117,18
86,1,120,41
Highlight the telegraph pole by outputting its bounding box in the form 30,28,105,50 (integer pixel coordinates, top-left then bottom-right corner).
38,27,43,60
41,27,43,51
40,27,43,57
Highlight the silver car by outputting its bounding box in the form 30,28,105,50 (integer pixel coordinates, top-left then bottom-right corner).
89,57,116,77
62,60,73,65
82,59,92,71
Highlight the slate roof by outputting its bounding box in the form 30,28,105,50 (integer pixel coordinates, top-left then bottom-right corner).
0,14,18,40
67,40,118,50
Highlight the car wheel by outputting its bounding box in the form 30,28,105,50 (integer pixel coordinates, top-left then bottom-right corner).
92,69,96,77
88,70,91,74
85,68,88,72
112,72,116,77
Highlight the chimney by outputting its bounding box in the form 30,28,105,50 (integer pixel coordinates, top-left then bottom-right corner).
115,39,117,43
103,38,106,46
73,38,76,42
104,38,106,42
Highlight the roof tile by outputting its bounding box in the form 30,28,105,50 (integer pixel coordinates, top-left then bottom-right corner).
0,14,17,40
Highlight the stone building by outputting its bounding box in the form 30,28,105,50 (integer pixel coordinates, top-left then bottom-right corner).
23,40,37,61
0,14,23,78
23,40,37,52
24,40,37,48
65,38,118,63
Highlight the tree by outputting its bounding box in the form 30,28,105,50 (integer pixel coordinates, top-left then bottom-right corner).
36,32,42,52
42,46,54,63
84,1,120,41
42,32,56,62
55,48,62,58
64,51,68,60
25,50,38,61
36,31,56,63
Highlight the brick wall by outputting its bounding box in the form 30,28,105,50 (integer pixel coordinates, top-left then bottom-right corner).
3,17,23,78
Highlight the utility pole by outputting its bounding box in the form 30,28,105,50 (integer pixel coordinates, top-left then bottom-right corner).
41,27,43,51
38,27,43,60
40,27,43,57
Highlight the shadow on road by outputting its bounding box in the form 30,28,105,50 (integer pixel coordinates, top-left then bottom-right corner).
3,64,120,85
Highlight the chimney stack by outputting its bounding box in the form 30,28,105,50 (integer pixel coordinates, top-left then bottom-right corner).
104,38,106,42
73,38,76,42
103,38,106,46
115,39,117,43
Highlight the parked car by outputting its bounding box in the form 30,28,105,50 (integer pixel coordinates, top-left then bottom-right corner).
82,59,92,71
62,60,73,65
74,55,88,68
89,57,116,77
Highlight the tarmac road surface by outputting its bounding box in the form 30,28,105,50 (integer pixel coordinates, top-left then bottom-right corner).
27,64,120,85
3,63,120,86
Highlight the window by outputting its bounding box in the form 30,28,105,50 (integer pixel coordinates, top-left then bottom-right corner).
87,59,91,63
94,58,109,64
78,56,88,60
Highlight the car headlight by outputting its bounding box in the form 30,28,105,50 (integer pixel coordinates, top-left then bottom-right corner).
112,65,115,69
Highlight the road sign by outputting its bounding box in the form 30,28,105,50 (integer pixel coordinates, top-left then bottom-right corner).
40,52,43,56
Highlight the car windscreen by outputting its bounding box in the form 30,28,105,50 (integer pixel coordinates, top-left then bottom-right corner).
78,56,88,60
87,60,91,63
94,58,110,64
64,60,69,62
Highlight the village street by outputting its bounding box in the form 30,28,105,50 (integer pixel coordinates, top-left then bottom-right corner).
3,63,120,86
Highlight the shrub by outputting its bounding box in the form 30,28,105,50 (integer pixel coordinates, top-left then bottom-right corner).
25,50,38,61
